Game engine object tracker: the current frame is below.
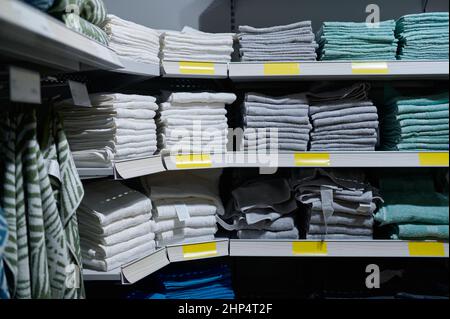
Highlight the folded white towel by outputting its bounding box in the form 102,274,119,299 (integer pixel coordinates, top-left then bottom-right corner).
82,241,156,272
160,102,226,110
81,233,155,259
115,139,157,150
153,215,217,233
89,93,157,105
153,199,218,220
160,104,227,115
115,118,157,131
80,181,152,226
115,108,156,119
115,146,157,159
106,15,160,38
115,134,157,145
162,53,231,63
163,43,234,55
168,92,237,104
163,31,233,43
116,128,156,136
80,221,154,246
156,226,217,243
157,235,215,248
72,150,113,168
78,212,151,237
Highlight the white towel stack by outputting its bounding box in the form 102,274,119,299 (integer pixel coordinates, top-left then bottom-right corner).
59,93,158,168
157,92,237,154
78,181,156,272
141,170,224,247
160,26,235,63
103,14,160,64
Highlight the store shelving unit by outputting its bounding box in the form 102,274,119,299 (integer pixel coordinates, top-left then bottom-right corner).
113,58,160,77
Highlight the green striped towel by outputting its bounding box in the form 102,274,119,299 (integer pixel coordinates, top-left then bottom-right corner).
63,13,109,45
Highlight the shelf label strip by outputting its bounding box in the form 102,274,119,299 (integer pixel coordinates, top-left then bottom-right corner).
408,242,445,257
418,153,449,167
351,62,389,75
176,154,212,169
179,62,216,75
264,63,300,76
293,242,328,256
183,242,218,259
294,153,331,166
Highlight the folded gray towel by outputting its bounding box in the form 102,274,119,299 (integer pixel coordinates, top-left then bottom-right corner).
245,101,309,110
238,228,299,239
309,101,375,115
309,201,376,216
246,121,312,129
246,107,309,117
239,21,312,34
241,55,317,62
245,132,311,140
310,146,375,151
245,115,310,126
311,106,378,121
246,93,308,105
242,42,319,50
240,46,318,54
311,128,377,137
311,137,378,145
312,120,379,132
312,113,379,127
307,83,371,104
217,215,295,232
243,127,312,135
310,212,374,228
240,34,316,45
308,224,373,236
307,234,373,240
246,143,308,152
311,134,377,142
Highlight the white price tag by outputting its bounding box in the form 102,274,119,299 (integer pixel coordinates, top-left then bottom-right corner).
9,66,41,104
174,203,190,222
68,81,91,107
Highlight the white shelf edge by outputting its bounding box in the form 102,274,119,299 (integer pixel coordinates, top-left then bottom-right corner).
161,60,228,79
166,238,230,263
83,268,121,281
114,58,160,77
121,248,170,284
114,155,166,180
77,167,114,180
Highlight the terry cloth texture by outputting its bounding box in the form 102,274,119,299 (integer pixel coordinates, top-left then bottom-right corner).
317,20,398,60
307,83,379,151
238,21,318,61
396,12,449,60
58,93,158,168
379,91,449,151
291,168,382,240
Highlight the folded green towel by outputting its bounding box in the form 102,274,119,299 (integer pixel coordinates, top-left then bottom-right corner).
397,110,449,120
63,13,109,45
389,224,449,240
398,143,448,150
399,118,449,127
50,0,107,26
401,137,449,144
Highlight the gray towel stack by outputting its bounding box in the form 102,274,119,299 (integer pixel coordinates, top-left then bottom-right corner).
307,83,379,151
238,21,318,62
218,178,300,240
242,93,312,152
291,168,380,240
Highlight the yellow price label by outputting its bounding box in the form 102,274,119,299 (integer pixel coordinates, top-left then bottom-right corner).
176,154,212,169
408,242,445,257
264,63,300,75
183,242,218,259
293,242,328,256
351,62,389,74
294,153,331,166
179,62,215,75
418,153,449,167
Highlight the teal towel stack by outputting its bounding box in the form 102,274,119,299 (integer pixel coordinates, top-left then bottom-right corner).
317,20,398,61
375,175,449,240
396,12,449,60
380,92,449,151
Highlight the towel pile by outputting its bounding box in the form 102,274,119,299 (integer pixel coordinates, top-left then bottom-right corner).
380,92,449,151
128,264,235,299
59,93,158,168
218,178,300,240
241,93,311,152
238,21,318,62
317,20,397,60
103,15,160,64
291,168,380,240
50,0,110,45
375,173,449,240
307,83,379,151
157,92,236,154
142,170,223,247
78,181,156,272
396,12,449,60
160,27,234,63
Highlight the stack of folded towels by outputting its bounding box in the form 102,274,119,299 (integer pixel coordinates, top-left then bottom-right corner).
307,83,379,151
160,27,234,63
59,93,158,168
141,170,223,247
396,12,449,60
291,168,380,240
317,20,397,60
127,264,235,300
218,178,300,240
50,0,110,45
102,15,160,64
157,92,236,154
238,21,318,62
241,93,311,152
78,181,156,272
380,92,449,151
375,173,449,240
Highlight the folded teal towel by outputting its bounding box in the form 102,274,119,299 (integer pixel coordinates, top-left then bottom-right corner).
399,118,449,127
389,224,449,240
397,110,449,120
398,143,448,150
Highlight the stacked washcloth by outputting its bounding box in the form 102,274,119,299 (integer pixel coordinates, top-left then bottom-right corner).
160,27,235,63
59,93,158,168
380,92,449,151
238,21,318,62
127,264,235,299
157,92,236,154
50,0,110,45
396,12,449,60
375,174,449,240
317,20,397,60
307,83,379,151
77,181,156,272
141,170,223,247
218,178,300,240
291,168,381,240
241,93,311,152
103,15,160,64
